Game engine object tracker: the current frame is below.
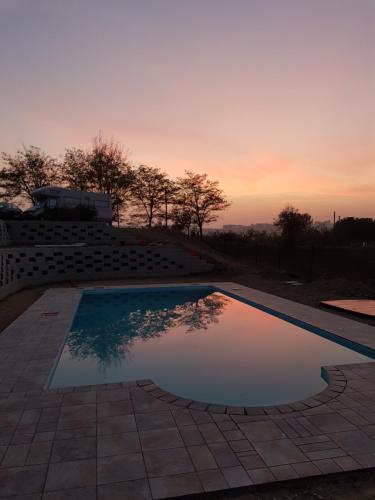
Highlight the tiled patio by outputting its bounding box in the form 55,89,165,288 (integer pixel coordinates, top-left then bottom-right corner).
1,283,375,499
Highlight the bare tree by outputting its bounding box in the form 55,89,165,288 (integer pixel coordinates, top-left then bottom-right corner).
60,147,90,191
158,178,179,228
177,171,231,238
171,205,195,236
130,165,169,228
87,134,134,225
0,146,59,204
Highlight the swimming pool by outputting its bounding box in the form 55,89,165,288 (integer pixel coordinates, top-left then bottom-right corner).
49,285,373,406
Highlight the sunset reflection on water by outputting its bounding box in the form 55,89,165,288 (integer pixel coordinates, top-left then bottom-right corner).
50,288,371,406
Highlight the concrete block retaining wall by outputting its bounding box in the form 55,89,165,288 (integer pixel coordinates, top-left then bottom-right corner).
0,244,213,300
0,221,10,246
5,220,138,246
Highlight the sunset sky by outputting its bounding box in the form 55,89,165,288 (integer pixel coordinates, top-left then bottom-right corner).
0,0,374,225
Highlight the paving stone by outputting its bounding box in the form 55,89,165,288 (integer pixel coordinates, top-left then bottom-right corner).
223,429,245,441
140,427,183,451
254,439,308,466
98,453,146,484
352,453,375,468
144,447,194,477
45,459,96,491
238,453,266,469
305,414,356,433
216,420,238,431
149,472,203,499
313,458,343,473
179,425,205,446
229,439,254,453
172,409,195,426
239,420,286,442
208,442,240,467
292,461,321,477
221,466,252,487
26,442,52,465
54,427,96,440
37,421,57,433
293,435,332,446
98,479,151,500
51,437,96,462
330,430,375,454
1,444,30,467
247,467,275,484
198,423,226,443
187,445,217,470
98,414,136,435
136,412,175,431
19,409,41,425
190,410,213,424
59,404,96,421
43,486,96,499
62,392,96,406
305,448,347,460
198,469,228,492
98,432,141,457
334,455,362,471
97,400,133,418
270,464,299,480
4,494,41,500
132,393,169,413
0,464,47,496
299,440,337,453
31,431,55,443
0,410,23,427
97,389,130,403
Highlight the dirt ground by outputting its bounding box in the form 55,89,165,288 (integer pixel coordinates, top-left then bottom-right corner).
1,270,375,499
214,469,375,500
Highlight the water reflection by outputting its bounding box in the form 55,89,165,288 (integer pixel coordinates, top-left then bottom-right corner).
66,289,229,366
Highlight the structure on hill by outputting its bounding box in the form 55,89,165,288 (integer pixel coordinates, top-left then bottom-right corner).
25,187,112,221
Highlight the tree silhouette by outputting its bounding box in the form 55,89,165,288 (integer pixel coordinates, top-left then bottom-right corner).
0,146,59,203
130,165,170,228
177,171,231,238
274,205,312,248
61,147,91,191
87,134,134,224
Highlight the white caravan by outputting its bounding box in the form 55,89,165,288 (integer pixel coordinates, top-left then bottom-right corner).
27,187,112,221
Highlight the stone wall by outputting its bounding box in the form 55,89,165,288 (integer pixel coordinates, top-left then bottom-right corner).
5,221,138,246
0,244,213,300
0,221,10,246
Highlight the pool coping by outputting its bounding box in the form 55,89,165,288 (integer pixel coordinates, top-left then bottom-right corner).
2,281,375,499
135,366,347,416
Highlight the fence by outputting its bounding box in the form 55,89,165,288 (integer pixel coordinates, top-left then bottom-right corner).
249,244,375,282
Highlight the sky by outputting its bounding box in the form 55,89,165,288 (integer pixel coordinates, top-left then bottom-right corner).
0,0,374,225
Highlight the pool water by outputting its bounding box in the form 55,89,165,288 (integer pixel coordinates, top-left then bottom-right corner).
49,286,373,406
